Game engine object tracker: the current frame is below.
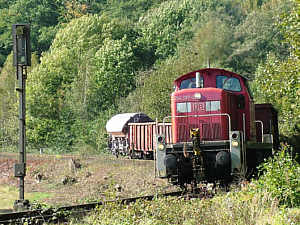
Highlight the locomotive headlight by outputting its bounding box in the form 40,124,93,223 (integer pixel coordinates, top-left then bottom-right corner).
232,140,239,147
194,93,201,99
158,143,165,151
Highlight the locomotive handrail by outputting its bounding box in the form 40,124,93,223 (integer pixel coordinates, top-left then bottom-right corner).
128,122,157,125
162,113,232,138
255,120,264,143
128,122,172,126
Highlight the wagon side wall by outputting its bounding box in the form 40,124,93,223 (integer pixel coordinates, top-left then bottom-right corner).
128,122,172,152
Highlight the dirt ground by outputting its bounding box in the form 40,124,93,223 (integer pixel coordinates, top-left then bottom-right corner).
0,152,178,208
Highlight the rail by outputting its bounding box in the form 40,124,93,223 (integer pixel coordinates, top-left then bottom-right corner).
0,191,191,224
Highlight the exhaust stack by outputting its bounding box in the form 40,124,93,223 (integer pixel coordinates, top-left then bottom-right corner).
196,72,201,88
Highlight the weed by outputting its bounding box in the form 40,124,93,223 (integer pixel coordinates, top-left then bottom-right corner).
252,144,300,207
71,191,299,225
0,185,53,209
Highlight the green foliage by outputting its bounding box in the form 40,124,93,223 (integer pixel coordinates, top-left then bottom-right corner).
101,0,168,22
252,145,300,207
27,116,76,151
0,0,297,152
0,185,53,209
136,0,210,63
26,15,142,150
89,37,136,112
253,2,300,137
191,12,234,67
254,53,300,136
0,0,64,66
120,0,293,120
228,0,292,77
118,48,205,120
240,0,267,13
0,53,38,149
0,54,18,147
75,192,299,225
119,0,242,119
136,0,253,66
137,0,191,61
280,0,300,57
26,15,98,150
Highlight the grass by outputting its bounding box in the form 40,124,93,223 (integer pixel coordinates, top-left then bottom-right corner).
0,152,175,208
68,148,300,225
69,190,300,225
1,148,298,224
0,185,53,209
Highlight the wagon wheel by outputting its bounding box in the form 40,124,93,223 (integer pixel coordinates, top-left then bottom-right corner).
139,151,144,159
142,152,148,160
112,148,119,158
129,150,134,159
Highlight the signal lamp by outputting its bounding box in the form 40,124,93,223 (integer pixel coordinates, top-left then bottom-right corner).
158,143,165,151
232,140,239,147
157,136,164,143
232,133,238,140
194,93,201,99
12,24,31,66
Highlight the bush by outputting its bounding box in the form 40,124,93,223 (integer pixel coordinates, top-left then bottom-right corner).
252,145,300,207
70,191,299,225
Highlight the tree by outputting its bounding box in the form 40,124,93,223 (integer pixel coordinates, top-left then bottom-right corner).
117,0,293,120
0,54,18,147
253,0,299,138
192,14,234,68
228,0,292,77
136,0,198,63
0,53,38,147
26,15,142,150
0,0,63,66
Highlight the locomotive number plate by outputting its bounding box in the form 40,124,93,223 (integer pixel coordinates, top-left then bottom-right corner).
191,102,205,112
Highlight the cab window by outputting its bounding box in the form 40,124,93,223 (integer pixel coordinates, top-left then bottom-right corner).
177,102,191,113
216,75,241,92
179,76,203,89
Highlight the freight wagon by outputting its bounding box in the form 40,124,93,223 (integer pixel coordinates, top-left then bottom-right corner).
106,113,172,159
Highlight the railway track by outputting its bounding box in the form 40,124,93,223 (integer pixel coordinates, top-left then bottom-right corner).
0,190,197,224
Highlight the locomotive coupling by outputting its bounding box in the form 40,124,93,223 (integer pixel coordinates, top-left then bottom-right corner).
190,128,202,156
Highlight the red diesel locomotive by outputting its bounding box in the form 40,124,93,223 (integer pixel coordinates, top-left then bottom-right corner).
156,68,279,186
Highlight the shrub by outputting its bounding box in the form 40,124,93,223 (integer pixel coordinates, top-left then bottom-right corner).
252,145,300,207
71,191,299,225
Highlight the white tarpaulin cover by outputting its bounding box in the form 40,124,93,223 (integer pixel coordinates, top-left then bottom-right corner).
106,113,139,133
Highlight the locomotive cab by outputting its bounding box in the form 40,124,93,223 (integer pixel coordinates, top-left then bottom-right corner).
156,68,278,187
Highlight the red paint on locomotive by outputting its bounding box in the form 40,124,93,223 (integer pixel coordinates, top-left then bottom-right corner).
171,68,256,143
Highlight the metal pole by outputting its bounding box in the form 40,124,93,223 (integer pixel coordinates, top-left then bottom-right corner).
18,65,26,201
13,65,29,210
12,24,30,211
